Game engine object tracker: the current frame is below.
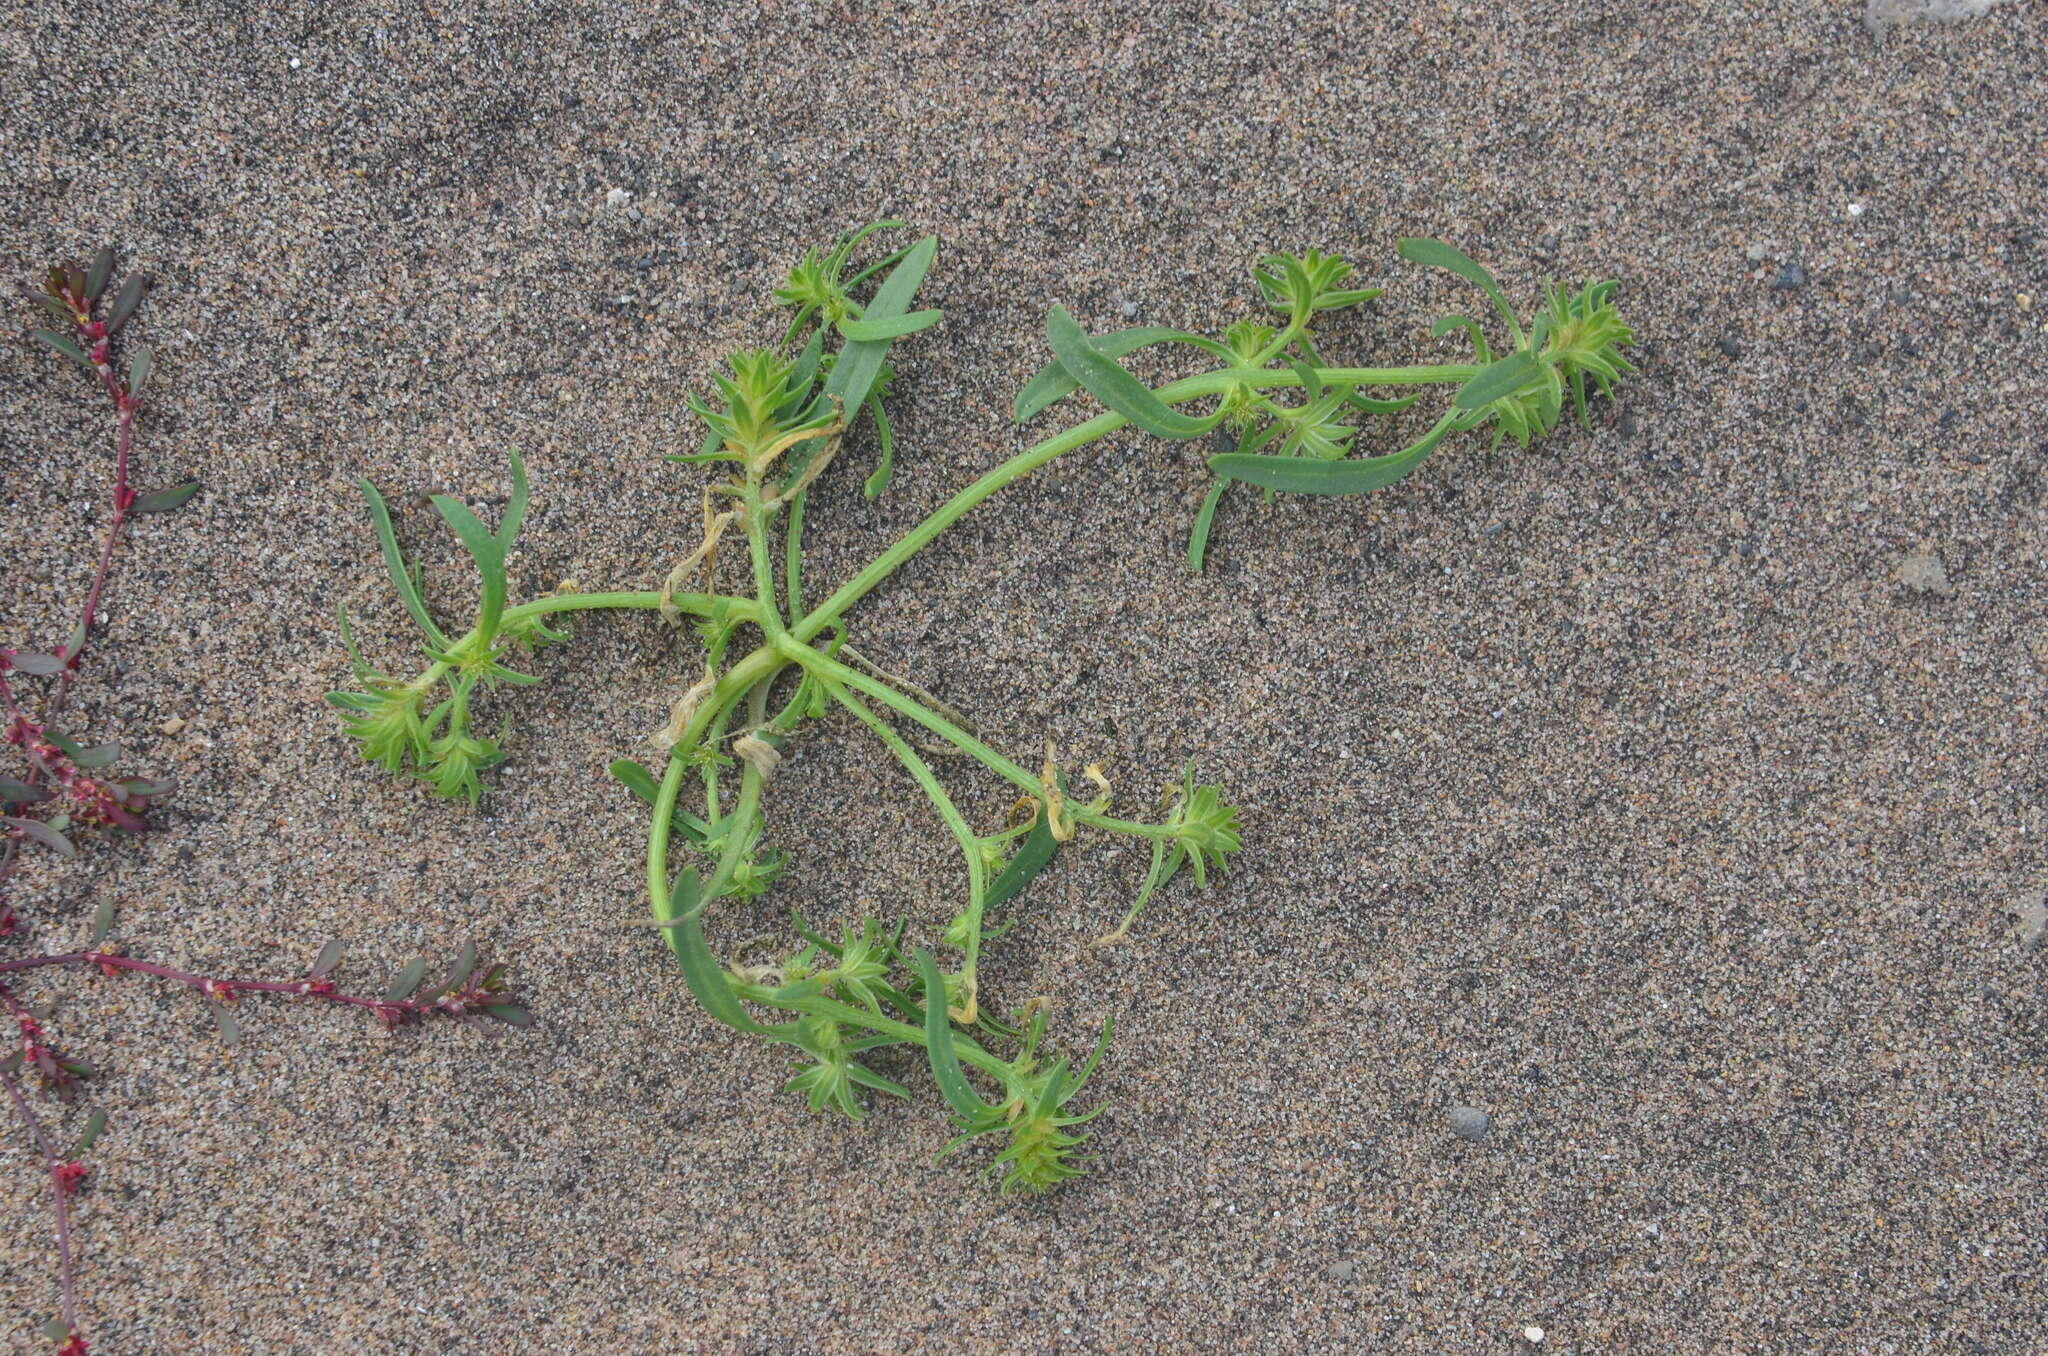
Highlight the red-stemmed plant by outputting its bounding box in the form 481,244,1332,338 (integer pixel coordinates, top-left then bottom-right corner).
5,251,530,1354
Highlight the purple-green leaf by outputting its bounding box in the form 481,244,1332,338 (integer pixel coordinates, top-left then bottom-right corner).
108,272,147,332
7,653,66,676
4,816,74,857
131,480,201,514
87,246,114,299
310,939,345,980
385,957,427,1002
32,328,92,373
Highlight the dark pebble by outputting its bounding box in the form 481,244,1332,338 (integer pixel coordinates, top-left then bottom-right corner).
1773,262,1807,289
1717,336,1743,358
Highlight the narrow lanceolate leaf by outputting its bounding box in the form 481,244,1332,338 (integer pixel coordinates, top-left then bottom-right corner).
1187,476,1231,572
33,328,93,372
0,778,50,805
4,816,75,857
835,308,942,342
385,957,428,1002
6,653,66,676
1454,351,1545,410
87,245,115,299
1013,326,1231,422
1210,419,1454,495
826,233,937,418
211,1001,242,1046
90,895,117,946
357,478,450,649
108,272,148,332
128,342,152,396
665,869,775,1035
68,741,123,770
1397,238,1522,340
130,480,201,514
76,1109,109,1152
483,1002,533,1028
1044,306,1219,440
443,940,479,991
985,810,1060,914
915,950,992,1118
310,939,345,981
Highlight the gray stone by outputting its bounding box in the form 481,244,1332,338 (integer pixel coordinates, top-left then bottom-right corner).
1447,1106,1490,1141
1897,549,1953,597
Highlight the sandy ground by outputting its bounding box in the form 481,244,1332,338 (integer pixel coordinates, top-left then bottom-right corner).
2,2,2044,1352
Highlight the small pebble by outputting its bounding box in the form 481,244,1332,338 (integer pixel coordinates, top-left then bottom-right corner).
2012,890,2047,952
1717,336,1743,358
604,187,632,208
1743,241,1770,263
1327,1259,1356,1281
1773,262,1807,289
1896,549,1953,598
1447,1106,1490,1141
1121,300,1139,318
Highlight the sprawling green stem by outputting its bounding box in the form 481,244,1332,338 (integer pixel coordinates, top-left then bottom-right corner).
795,362,1473,642
828,685,988,1019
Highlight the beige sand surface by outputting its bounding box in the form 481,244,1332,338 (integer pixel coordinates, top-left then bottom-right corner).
2,3,2043,1352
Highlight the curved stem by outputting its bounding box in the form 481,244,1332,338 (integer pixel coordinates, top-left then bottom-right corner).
827,685,988,1019
777,634,1037,793
794,362,1475,643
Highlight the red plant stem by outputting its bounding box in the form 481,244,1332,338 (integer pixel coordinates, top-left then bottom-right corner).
49,308,140,721
0,1062,82,1342
0,951,504,1024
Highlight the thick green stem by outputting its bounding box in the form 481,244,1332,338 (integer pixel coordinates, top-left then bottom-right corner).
795,362,1475,642
785,490,808,626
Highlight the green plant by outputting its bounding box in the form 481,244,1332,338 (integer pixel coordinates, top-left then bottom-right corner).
334,227,1630,1193
1015,239,1634,569
334,224,1243,1193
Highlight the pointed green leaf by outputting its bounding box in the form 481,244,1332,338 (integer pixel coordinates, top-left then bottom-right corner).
915,950,993,1118
132,483,201,516
108,272,147,332
664,869,775,1035
87,245,114,299
90,895,116,946
127,342,152,396
1454,352,1545,411
0,778,49,804
1397,238,1522,341
1044,307,1220,440
76,1109,109,1152
825,233,936,418
384,957,427,1002
211,1001,241,1046
1210,418,1453,495
5,816,74,857
310,939,345,980
7,653,66,676
985,809,1060,914
33,328,93,373
484,1002,533,1028
357,478,451,650
835,308,942,342
1014,326,1232,422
